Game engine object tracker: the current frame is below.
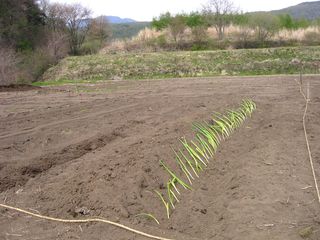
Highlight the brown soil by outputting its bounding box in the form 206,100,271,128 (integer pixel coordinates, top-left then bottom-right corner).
0,76,319,240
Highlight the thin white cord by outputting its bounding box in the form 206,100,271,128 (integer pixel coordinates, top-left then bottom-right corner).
298,77,320,205
0,203,173,240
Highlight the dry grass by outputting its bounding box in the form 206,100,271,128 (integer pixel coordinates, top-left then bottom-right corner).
101,28,167,54
135,28,164,41
208,25,320,42
276,26,320,41
101,25,320,53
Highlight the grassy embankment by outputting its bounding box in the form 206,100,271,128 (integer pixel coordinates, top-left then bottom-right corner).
38,46,320,86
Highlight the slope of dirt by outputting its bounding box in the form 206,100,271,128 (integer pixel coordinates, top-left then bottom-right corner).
0,76,319,240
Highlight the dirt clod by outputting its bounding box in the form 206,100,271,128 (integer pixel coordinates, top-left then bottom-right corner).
75,207,90,216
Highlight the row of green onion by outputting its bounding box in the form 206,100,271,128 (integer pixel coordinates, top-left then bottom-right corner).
151,99,256,221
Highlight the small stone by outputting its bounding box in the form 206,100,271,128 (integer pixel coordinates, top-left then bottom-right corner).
15,189,23,194
75,207,90,215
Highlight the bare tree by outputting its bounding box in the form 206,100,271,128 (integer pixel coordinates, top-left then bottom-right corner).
40,1,68,32
39,0,69,60
234,26,252,48
62,3,92,55
248,13,280,43
89,16,112,44
44,31,69,60
41,2,92,55
203,0,236,40
191,26,208,43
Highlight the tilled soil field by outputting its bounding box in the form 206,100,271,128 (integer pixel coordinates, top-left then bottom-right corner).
0,76,319,240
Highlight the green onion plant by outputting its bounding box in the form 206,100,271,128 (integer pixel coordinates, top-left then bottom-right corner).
154,99,256,220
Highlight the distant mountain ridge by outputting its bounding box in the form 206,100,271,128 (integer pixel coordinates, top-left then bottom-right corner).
105,16,136,24
111,22,150,39
103,2,320,24
83,16,147,39
270,1,320,20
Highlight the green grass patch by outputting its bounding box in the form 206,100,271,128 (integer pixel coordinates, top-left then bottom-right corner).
32,79,104,87
42,46,320,83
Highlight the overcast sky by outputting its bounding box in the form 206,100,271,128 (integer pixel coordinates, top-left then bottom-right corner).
52,0,316,21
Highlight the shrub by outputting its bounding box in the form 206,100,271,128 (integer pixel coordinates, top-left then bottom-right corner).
0,46,18,86
191,42,209,51
232,26,253,48
151,12,172,31
154,34,168,48
248,13,280,45
19,48,57,83
169,15,187,43
79,39,103,55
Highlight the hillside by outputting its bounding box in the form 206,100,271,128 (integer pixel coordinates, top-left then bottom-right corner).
271,1,320,20
87,16,149,39
41,47,320,84
111,22,150,39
